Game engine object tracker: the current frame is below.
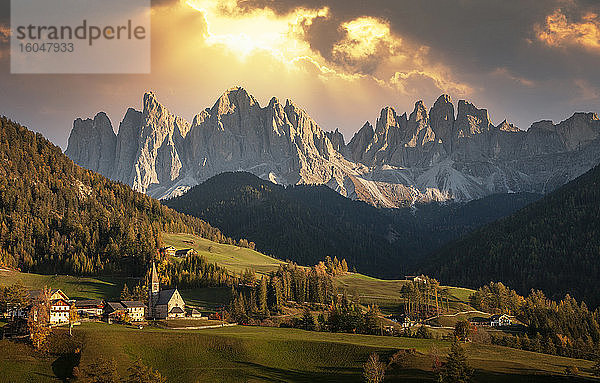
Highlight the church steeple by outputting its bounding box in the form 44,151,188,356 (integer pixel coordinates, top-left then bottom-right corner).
151,261,160,294
149,261,160,319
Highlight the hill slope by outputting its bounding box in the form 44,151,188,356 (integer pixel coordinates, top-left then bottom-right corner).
0,117,244,276
421,161,600,306
164,172,541,277
2,323,596,382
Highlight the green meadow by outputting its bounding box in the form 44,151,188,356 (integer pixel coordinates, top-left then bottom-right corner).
0,322,595,383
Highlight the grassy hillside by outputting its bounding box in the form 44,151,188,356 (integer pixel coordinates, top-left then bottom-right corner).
1,232,477,313
163,232,476,313
0,322,595,382
162,232,285,275
0,268,121,300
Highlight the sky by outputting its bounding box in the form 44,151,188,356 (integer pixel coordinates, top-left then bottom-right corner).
0,0,599,149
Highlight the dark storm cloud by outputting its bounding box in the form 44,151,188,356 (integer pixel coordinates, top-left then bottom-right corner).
238,0,597,80
238,0,599,128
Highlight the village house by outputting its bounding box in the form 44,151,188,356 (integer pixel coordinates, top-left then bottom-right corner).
50,298,72,324
29,289,73,325
148,262,186,319
159,246,176,257
104,301,127,322
75,299,104,319
174,248,196,258
490,314,512,327
121,301,146,321
469,314,513,327
394,314,412,328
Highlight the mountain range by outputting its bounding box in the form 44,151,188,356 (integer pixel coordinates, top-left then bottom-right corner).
65,87,600,207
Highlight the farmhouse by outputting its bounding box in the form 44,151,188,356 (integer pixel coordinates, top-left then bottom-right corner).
121,301,146,321
174,248,196,258
104,301,127,322
148,262,186,319
29,289,73,324
159,246,176,257
75,299,104,319
490,314,512,327
50,298,72,324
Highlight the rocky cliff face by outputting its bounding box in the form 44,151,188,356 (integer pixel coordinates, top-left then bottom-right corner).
65,112,116,177
66,88,600,207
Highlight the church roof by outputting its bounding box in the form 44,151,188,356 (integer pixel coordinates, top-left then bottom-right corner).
170,306,184,314
156,289,178,305
151,262,159,286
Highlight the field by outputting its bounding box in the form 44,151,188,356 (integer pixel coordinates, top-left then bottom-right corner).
335,273,476,314
162,232,286,275
0,322,595,383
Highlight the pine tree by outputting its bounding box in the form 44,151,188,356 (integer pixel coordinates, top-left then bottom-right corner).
258,277,268,315
439,341,473,383
363,353,385,383
300,307,317,331
120,283,132,301
362,305,381,335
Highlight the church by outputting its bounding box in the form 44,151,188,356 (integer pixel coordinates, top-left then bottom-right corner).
147,262,186,319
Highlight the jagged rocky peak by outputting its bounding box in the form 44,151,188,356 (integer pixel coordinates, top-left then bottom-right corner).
429,94,455,151
211,86,258,117
377,106,398,130
142,91,190,138
325,128,346,153
556,112,600,150
66,88,600,208
406,100,436,147
496,119,520,132
529,120,555,132
347,121,375,163
65,112,116,176
455,99,493,137
410,100,428,121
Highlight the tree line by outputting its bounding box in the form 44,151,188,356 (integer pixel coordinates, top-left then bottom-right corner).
470,282,600,360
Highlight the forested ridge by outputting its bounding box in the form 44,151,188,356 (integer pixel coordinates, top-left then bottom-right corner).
421,160,600,307
0,117,248,276
165,171,540,278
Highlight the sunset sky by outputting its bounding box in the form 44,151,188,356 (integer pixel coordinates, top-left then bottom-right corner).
0,0,599,148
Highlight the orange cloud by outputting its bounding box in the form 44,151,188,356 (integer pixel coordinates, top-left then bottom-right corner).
536,9,600,52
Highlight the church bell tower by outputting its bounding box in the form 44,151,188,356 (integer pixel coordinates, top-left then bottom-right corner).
149,262,160,318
